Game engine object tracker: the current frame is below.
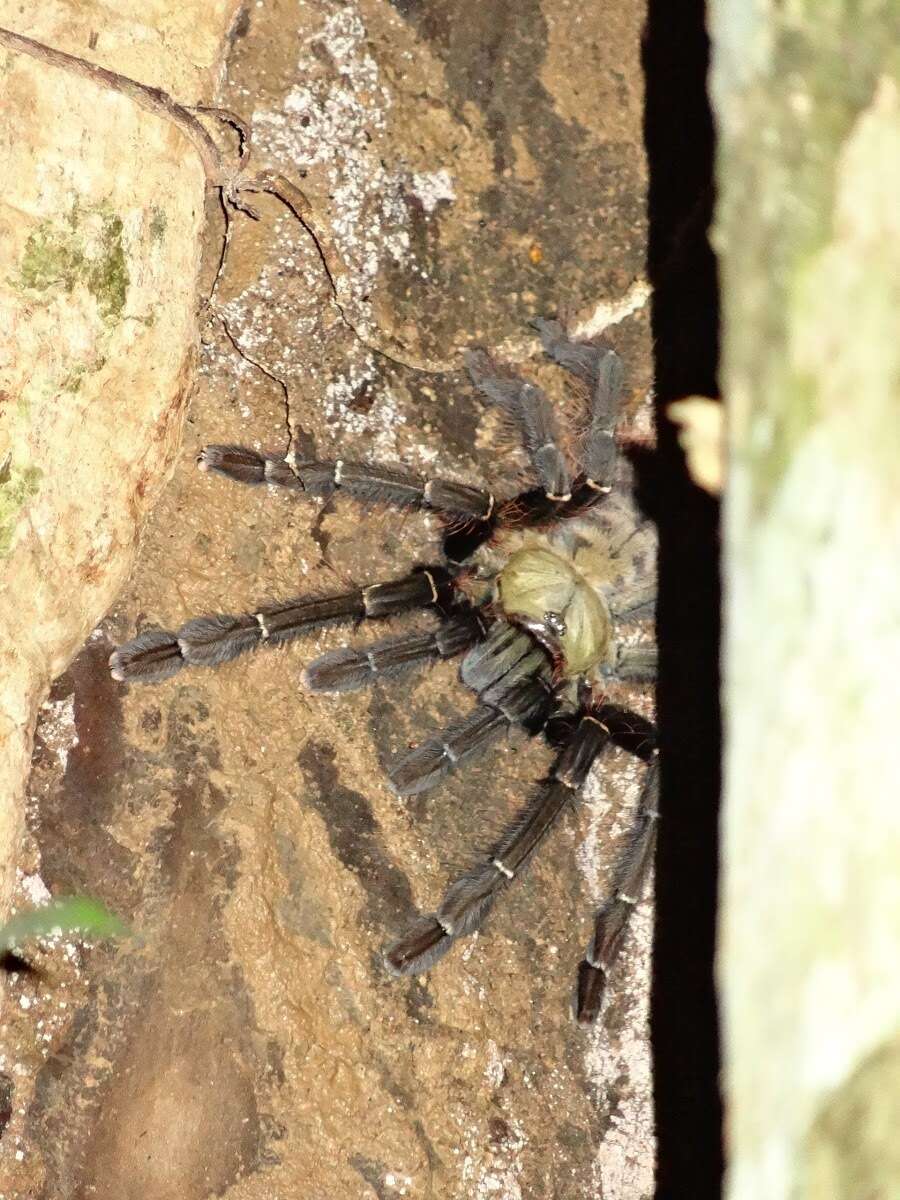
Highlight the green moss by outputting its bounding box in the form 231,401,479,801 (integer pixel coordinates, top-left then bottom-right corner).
16,202,129,323
19,226,85,292
61,354,108,393
87,212,128,320
0,895,129,949
0,462,42,558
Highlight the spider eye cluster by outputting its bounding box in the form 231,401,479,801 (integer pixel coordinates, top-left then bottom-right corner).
496,546,611,677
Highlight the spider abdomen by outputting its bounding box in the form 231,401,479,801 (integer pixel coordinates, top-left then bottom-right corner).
496,546,612,677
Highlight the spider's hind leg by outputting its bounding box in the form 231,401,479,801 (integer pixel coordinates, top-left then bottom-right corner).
385,705,613,976
575,753,659,1025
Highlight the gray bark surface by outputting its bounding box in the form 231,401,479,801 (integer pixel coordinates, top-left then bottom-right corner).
712,2,900,1197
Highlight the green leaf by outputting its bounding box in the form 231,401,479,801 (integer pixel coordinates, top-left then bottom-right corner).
0,896,129,951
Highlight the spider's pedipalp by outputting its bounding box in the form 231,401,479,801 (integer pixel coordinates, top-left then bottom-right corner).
532,318,624,492
466,350,572,500
580,350,623,491
575,756,659,1025
531,318,602,384
303,609,485,694
532,317,621,397
517,383,572,500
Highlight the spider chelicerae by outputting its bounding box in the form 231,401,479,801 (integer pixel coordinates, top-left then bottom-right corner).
110,319,659,1025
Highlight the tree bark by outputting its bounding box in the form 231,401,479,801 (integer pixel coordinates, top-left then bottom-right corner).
711,2,900,1197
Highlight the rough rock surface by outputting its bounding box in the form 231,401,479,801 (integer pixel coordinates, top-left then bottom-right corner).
0,4,239,974
0,0,239,1186
3,1,656,1196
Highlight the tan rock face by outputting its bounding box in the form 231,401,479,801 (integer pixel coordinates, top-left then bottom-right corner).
3,1,656,1196
0,2,238,927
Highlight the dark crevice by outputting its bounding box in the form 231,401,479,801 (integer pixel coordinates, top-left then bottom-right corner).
643,3,724,1198
297,741,415,931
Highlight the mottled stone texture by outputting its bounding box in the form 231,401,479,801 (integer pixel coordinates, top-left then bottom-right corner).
0,4,239,958
3,2,656,1197
712,2,900,1198
0,0,241,1189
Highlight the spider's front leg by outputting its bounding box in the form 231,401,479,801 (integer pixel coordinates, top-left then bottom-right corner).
197,445,496,524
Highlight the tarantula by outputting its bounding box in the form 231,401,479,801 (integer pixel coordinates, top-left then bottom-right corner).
110,319,658,1024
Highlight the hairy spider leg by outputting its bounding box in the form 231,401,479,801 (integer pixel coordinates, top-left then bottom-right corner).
303,606,487,694
387,622,553,796
443,348,577,564
608,579,658,622
384,706,614,976
604,641,658,683
602,576,659,684
198,444,496,524
109,567,455,684
575,754,659,1024
387,704,659,1025
442,480,610,564
386,677,549,797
